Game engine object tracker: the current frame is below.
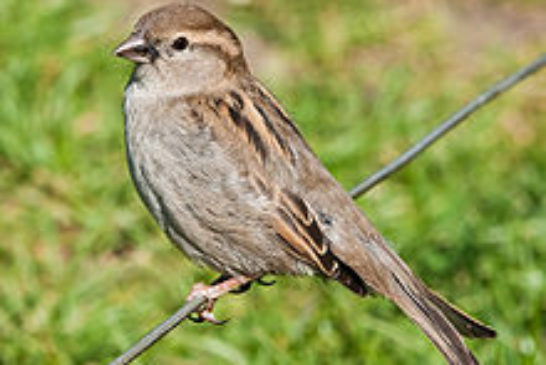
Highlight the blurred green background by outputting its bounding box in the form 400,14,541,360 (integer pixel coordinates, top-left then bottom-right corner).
1,0,544,363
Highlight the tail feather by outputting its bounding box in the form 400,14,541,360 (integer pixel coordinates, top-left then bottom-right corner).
388,272,478,365
426,290,496,339
336,239,496,364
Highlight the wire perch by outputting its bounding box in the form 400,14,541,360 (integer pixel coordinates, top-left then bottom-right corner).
109,53,545,365
349,53,546,199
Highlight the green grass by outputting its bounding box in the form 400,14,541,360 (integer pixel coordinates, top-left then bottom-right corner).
1,0,544,363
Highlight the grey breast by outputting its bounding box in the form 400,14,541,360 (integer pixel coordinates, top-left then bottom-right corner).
122,84,298,276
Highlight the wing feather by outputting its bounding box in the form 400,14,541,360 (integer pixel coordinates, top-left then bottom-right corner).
273,189,369,296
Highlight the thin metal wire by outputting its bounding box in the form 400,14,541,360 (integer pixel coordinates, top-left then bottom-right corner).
350,53,546,199
109,296,206,365
109,53,545,365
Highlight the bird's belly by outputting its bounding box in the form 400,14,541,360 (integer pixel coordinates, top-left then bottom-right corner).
125,116,305,276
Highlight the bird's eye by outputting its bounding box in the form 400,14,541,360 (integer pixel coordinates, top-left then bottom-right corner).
171,36,189,51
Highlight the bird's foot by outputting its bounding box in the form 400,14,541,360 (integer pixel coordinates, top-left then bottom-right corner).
187,276,252,325
256,277,276,286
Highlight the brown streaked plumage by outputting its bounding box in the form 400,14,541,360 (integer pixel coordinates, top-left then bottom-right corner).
115,3,496,364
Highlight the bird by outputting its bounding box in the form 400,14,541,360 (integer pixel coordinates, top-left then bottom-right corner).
114,3,496,364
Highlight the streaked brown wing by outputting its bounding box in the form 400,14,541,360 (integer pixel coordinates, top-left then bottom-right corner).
273,189,369,296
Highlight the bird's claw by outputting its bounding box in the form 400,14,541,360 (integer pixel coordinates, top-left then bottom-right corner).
229,281,252,294
188,304,229,325
185,277,251,325
256,277,276,286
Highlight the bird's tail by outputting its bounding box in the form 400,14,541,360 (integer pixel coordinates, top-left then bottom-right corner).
387,268,495,364
340,240,496,364
425,289,496,339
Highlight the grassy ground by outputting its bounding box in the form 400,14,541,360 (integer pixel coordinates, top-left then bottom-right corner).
1,0,545,363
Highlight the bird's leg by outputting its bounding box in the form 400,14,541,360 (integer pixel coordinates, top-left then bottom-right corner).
228,280,253,294
187,276,252,325
224,275,276,294
212,274,275,295
210,274,253,294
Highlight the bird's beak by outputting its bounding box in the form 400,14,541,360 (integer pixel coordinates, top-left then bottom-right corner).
114,33,157,64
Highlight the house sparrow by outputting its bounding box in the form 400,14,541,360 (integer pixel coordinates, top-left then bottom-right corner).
115,3,496,364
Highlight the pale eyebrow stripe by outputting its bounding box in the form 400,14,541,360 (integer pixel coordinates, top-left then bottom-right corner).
184,29,241,58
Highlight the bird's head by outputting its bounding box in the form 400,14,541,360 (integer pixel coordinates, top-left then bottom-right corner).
115,3,248,95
